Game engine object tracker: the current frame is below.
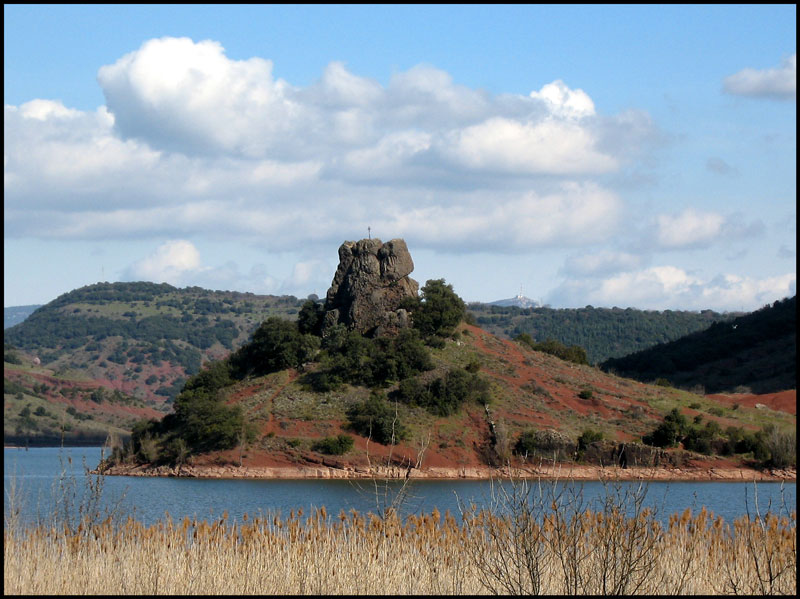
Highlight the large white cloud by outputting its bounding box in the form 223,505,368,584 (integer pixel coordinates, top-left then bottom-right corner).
723,53,796,100
550,266,795,312
124,239,205,285
650,209,764,250
6,36,650,254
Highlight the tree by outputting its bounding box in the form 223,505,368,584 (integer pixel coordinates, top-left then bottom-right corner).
404,279,466,340
347,391,407,445
231,317,319,377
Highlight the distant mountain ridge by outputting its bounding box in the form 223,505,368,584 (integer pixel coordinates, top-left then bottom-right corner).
4,305,42,329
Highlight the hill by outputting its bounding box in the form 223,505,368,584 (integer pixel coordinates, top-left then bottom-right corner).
95,250,794,477
4,282,308,445
100,320,796,477
4,305,41,329
4,350,163,447
600,296,796,394
467,303,739,364
4,282,307,408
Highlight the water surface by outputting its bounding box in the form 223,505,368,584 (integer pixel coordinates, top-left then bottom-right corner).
4,447,795,528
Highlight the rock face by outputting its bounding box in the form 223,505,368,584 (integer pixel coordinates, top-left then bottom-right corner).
321,238,418,337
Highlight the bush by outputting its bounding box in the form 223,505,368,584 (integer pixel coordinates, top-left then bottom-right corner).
393,368,490,416
642,408,689,448
578,388,593,400
514,429,575,461
312,434,355,455
577,429,603,452
515,336,588,365
347,392,407,445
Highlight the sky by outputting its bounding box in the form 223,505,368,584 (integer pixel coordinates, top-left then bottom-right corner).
4,4,796,312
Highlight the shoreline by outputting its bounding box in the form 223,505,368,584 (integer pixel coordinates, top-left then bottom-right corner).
97,463,797,483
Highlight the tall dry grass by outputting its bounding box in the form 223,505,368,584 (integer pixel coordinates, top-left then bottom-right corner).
4,500,796,595
4,450,796,595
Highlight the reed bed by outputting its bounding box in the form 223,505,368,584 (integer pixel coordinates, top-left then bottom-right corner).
4,502,796,595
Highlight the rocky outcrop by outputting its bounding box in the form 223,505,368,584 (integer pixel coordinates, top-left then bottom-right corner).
321,238,419,337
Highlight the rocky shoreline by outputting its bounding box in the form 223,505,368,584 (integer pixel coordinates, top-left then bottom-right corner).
97,463,796,482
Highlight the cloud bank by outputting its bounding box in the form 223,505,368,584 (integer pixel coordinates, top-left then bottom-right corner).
4,36,794,311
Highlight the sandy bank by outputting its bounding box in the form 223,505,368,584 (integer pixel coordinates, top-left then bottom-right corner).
97,463,796,482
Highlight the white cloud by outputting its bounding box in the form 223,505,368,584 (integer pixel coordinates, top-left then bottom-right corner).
651,209,764,250
723,53,796,100
560,251,644,277
444,116,617,175
656,209,725,248
529,79,595,118
125,240,204,285
5,37,658,257
549,266,796,312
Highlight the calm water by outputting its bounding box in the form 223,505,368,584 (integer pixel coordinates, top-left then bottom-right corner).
4,447,796,529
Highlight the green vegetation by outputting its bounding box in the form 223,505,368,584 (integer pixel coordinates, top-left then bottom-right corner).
312,434,355,455
230,317,319,377
110,277,487,460
601,296,796,393
469,302,737,364
307,325,433,392
642,407,796,468
346,392,408,445
393,368,490,416
514,334,589,365
403,279,466,343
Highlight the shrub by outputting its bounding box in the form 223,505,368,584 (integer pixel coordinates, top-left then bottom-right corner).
347,392,407,445
514,429,575,461
515,335,588,365
312,434,355,455
577,429,603,452
578,388,593,400
393,369,490,416
642,408,689,448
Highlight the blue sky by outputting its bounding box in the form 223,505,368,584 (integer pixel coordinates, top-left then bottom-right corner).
4,4,796,311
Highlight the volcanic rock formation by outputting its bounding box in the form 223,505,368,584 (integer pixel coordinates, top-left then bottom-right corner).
321,238,419,337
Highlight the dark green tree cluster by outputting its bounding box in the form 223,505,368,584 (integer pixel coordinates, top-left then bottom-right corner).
393,368,490,416
470,302,736,364
346,392,408,445
642,408,795,468
514,334,588,365
123,359,254,463
308,325,433,391
402,279,466,345
312,434,355,455
229,317,319,377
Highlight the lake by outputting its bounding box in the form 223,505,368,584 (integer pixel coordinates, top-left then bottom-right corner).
4,446,796,529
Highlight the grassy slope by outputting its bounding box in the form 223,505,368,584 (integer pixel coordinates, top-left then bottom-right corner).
185,323,795,472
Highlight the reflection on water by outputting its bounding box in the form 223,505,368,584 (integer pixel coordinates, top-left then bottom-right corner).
4,447,796,528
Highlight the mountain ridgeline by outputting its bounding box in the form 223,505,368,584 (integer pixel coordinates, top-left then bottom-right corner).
466,303,739,364
600,296,796,394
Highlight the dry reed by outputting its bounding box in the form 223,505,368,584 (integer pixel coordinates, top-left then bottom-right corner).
4,502,796,595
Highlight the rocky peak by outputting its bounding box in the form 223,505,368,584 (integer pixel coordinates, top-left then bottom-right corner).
321,238,418,337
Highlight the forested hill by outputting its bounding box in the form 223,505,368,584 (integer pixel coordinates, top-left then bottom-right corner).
4,282,307,406
600,296,796,394
466,304,739,364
